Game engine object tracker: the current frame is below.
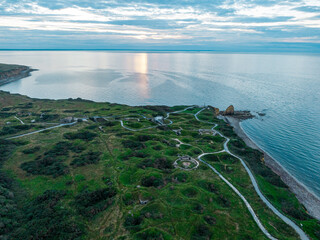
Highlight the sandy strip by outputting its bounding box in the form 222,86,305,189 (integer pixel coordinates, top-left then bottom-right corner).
223,116,320,221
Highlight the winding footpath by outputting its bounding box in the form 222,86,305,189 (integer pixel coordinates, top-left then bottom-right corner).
119,106,309,240
194,108,309,240
6,122,76,140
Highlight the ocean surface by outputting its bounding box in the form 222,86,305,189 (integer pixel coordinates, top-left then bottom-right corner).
0,51,319,197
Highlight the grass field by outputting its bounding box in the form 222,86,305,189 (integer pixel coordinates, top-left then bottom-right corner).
0,90,319,240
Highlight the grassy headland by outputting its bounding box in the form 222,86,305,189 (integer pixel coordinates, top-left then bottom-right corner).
0,90,319,240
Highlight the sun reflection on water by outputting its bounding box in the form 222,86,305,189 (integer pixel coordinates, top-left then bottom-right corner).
134,53,150,99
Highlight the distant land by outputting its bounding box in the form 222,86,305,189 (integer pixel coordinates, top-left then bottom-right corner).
0,63,34,86
0,64,319,239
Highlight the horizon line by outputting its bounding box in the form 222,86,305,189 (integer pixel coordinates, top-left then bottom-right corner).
1,49,320,54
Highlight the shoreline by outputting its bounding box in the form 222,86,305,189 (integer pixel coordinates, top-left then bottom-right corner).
223,116,320,221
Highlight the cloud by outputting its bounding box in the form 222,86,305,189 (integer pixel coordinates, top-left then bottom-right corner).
0,0,319,50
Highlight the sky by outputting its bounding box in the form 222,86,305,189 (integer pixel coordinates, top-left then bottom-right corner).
0,0,320,51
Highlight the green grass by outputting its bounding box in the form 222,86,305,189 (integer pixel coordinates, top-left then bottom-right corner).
0,90,319,240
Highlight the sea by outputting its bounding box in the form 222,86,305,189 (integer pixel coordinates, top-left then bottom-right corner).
0,51,319,198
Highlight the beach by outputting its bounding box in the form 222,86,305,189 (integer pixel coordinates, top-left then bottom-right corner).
223,116,320,221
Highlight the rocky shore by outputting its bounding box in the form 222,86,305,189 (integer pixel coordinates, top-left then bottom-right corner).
222,115,320,221
0,65,35,86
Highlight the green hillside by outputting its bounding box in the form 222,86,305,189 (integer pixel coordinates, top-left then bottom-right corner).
0,91,319,240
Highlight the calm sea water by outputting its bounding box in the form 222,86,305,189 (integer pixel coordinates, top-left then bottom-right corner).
1,51,319,197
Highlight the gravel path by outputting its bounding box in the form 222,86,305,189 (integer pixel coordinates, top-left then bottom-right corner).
194,108,309,240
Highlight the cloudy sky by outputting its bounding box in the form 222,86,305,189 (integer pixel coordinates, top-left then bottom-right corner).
0,0,320,51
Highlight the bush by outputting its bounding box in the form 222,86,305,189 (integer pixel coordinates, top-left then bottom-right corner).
192,225,212,240
120,151,149,161
12,190,83,240
152,145,163,150
192,203,204,214
39,114,59,121
20,156,68,177
281,201,310,221
20,141,72,177
141,175,163,188
182,187,198,198
173,172,188,183
141,203,164,220
198,180,218,193
122,140,146,150
0,170,21,236
218,194,230,207
137,135,152,142
22,146,40,154
64,130,97,141
0,112,16,118
0,124,33,136
124,215,143,232
75,187,117,218
71,151,101,167
123,193,135,206
134,228,171,240
138,158,172,170
204,215,216,225
103,121,116,127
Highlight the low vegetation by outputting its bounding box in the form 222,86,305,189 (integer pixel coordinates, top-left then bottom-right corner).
0,90,319,240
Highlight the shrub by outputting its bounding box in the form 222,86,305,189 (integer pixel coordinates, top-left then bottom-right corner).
39,114,59,121
20,141,72,177
22,146,40,154
64,130,97,141
75,187,117,218
103,121,116,127
71,151,101,167
137,135,152,142
182,187,198,198
141,175,163,188
192,225,212,240
173,172,188,183
198,180,218,193
12,190,83,240
192,203,204,213
124,215,143,232
218,194,230,207
134,228,171,240
204,215,216,225
123,193,135,206
140,203,164,220
281,201,310,220
137,158,172,170
0,112,16,118
152,145,163,150
0,124,33,136
20,156,68,177
122,140,146,150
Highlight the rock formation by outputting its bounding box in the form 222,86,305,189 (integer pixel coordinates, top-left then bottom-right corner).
224,105,234,115
208,105,220,116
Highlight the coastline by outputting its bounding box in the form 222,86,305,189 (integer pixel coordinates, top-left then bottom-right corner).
223,116,320,221
1,65,319,223
0,66,35,86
